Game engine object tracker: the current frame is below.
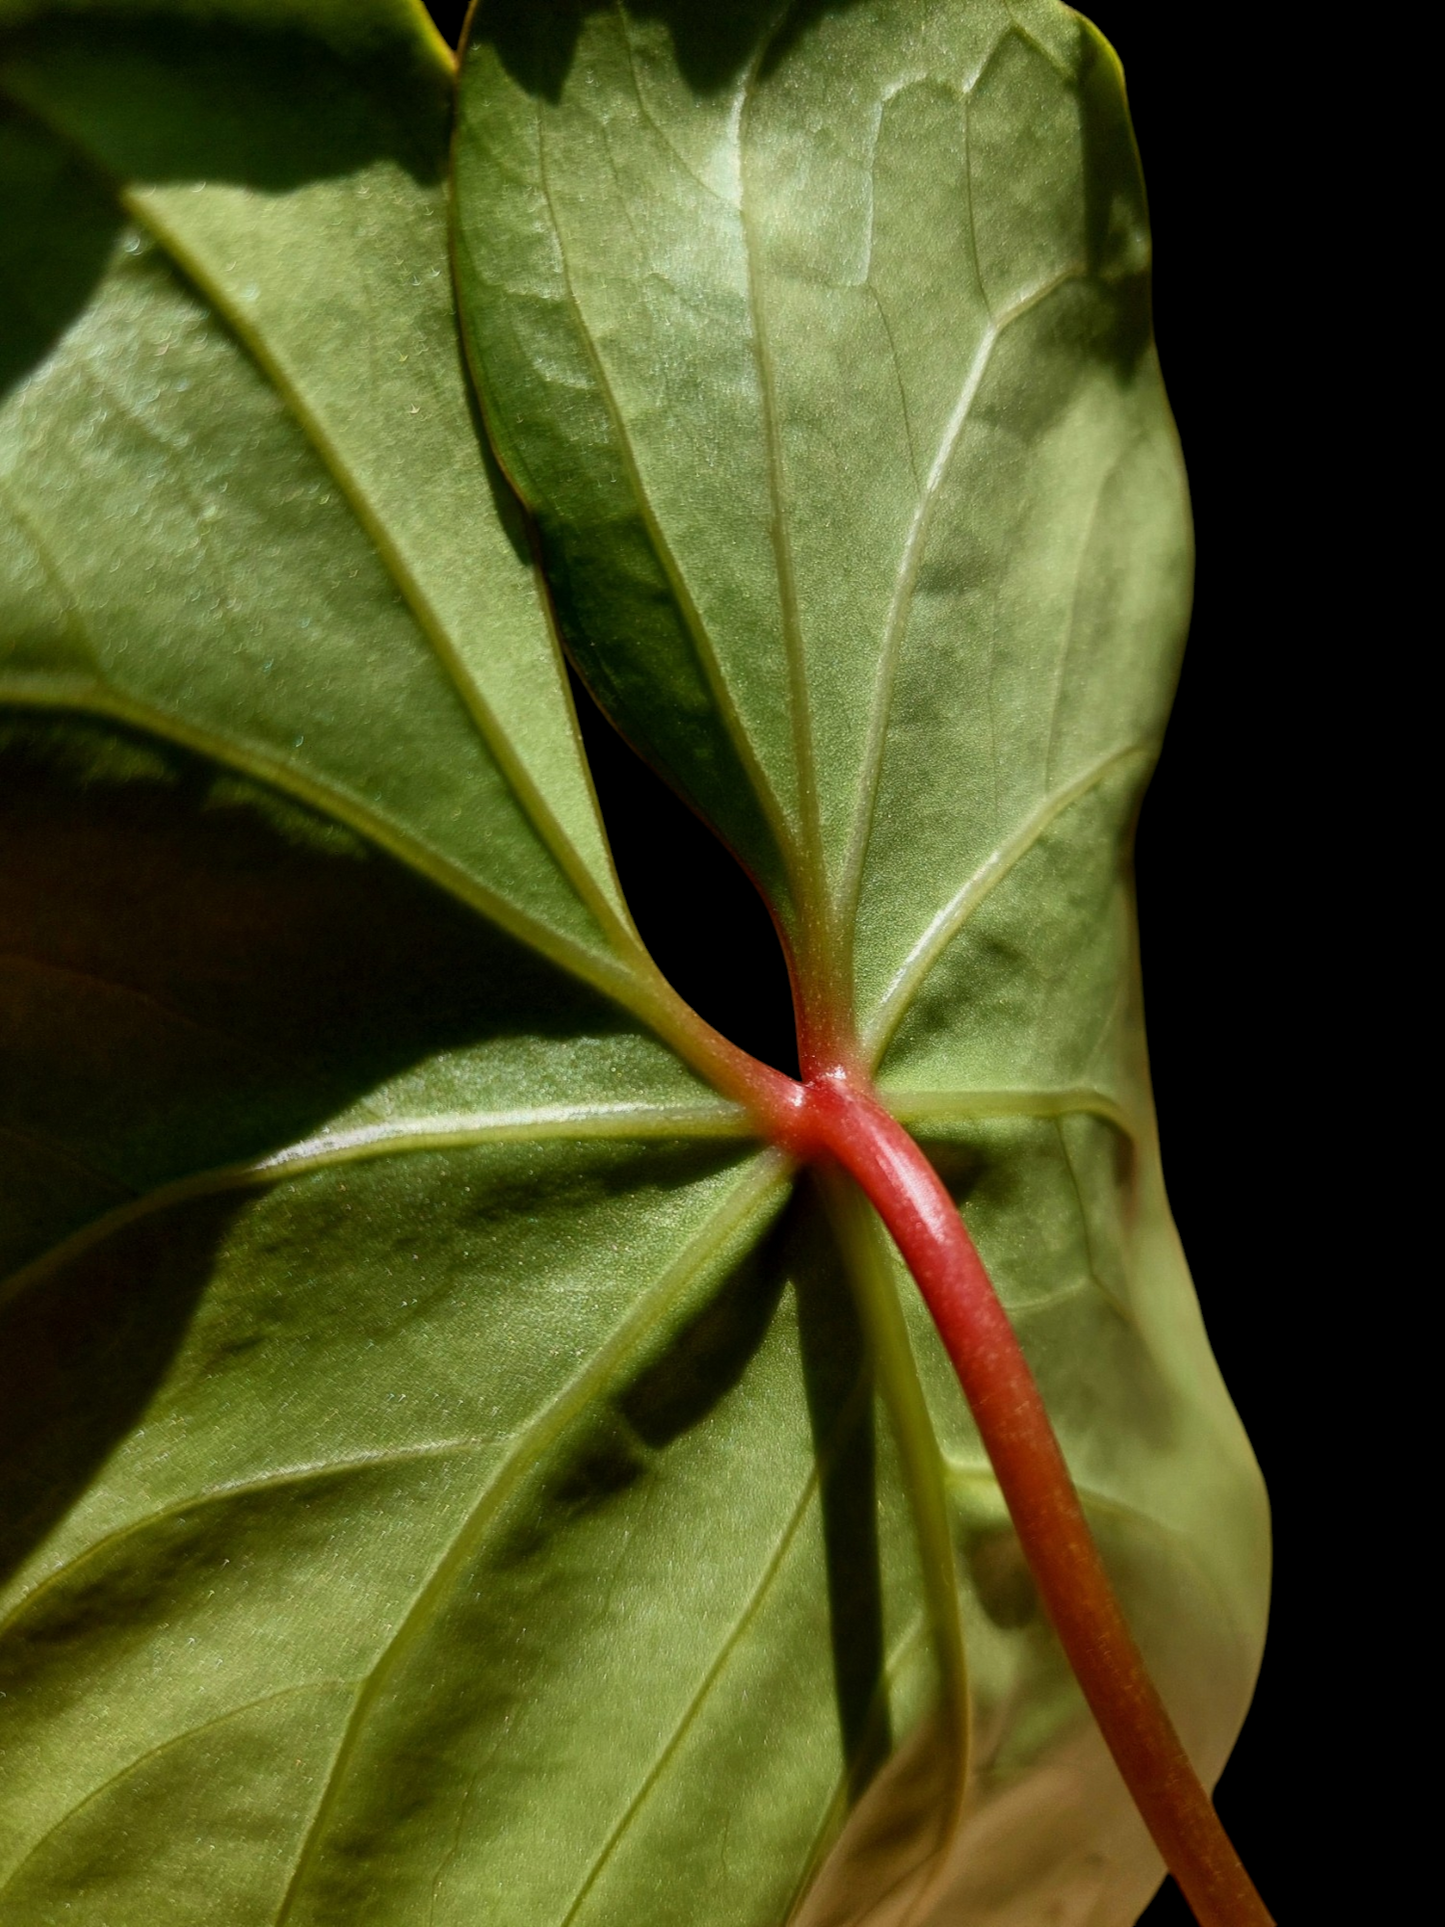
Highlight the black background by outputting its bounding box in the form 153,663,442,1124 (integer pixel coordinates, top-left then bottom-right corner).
429,4,1323,1918
1072,9,1320,1918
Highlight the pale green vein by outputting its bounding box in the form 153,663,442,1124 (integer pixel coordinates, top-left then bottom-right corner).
0,1684,351,1901
1054,1114,1130,1321
864,741,1153,1063
1041,442,1132,789
0,1440,483,1642
999,5,1074,83
272,1150,791,1925
867,282,924,494
557,1324,882,1926
107,181,639,965
736,7,829,936
258,1101,754,1174
558,1450,825,1926
1004,1273,1107,1319
0,1098,760,1317
943,1460,1258,1655
837,263,1088,937
0,471,103,677
0,678,652,1024
959,77,989,303
819,1172,970,1847
614,0,723,206
884,1086,1137,1141
0,65,636,956
530,97,802,886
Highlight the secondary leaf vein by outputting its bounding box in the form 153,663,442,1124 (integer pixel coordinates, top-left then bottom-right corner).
110,184,632,955
0,1685,352,1900
0,679,651,1024
0,1102,760,1318
0,1442,484,1642
737,4,829,927
531,100,801,881
864,741,1152,1062
270,1153,790,1923
838,264,1088,935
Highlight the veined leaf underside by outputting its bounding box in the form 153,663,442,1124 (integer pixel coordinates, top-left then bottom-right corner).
529,105,803,886
0,67,1147,1052
0,6,1263,1922
267,1150,793,1924
0,77,648,1002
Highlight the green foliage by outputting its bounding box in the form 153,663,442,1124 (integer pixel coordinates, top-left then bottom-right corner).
0,3,1267,1922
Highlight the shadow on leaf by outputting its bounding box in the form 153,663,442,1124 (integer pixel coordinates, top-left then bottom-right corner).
0,717,670,1591
0,9,452,402
475,0,866,102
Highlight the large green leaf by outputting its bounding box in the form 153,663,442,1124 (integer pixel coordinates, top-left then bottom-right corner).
0,2,1267,1923
454,1,1268,1915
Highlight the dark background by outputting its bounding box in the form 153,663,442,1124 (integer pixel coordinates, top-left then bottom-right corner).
1077,9,1321,1918
429,4,1323,1918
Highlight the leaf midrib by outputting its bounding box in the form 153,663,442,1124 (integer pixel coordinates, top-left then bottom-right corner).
0,1082,1135,1328
529,99,803,891
1,60,1147,1081
114,180,639,958
0,1099,758,1316
0,71,644,983
733,3,828,935
820,1171,971,1854
0,676,650,1023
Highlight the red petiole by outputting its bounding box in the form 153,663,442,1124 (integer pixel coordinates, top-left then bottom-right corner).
675,1008,1273,1927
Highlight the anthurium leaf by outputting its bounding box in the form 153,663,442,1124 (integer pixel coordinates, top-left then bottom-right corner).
0,8,921,1922
0,730,922,1927
454,1,1269,1919
0,4,1268,1926
452,0,1187,1001
0,755,793,1919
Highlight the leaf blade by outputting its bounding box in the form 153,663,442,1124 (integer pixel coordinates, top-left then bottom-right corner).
1,2,1272,1919
454,4,1268,1917
1,5,640,987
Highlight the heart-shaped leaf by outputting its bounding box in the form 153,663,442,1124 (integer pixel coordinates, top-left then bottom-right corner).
0,3,1268,1922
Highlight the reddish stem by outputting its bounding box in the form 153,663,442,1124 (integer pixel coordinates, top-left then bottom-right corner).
666,1008,1270,1923
798,1068,1272,1927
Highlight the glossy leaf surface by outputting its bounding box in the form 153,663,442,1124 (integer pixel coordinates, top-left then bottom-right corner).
1,2,1267,1923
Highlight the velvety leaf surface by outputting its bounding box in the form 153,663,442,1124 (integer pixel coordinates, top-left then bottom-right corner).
0,3,1267,1925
